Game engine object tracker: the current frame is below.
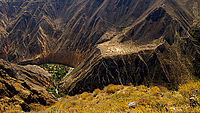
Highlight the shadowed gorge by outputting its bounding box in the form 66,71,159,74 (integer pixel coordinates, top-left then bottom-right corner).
0,0,200,100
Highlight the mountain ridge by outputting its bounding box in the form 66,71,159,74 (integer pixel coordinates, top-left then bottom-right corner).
0,0,200,96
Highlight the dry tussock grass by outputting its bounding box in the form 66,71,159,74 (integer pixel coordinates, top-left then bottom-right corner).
44,81,200,113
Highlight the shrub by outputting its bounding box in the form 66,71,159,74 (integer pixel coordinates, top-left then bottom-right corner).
44,81,200,113
178,81,200,97
150,86,161,95
92,89,101,97
81,92,89,100
104,84,124,94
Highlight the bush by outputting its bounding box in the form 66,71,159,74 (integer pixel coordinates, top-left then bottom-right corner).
178,81,200,97
104,84,122,94
44,81,200,113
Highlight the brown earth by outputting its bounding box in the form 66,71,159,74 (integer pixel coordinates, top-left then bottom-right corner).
0,0,200,96
0,59,56,112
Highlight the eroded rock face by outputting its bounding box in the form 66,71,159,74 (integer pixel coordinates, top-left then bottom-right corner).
0,0,200,96
0,59,56,112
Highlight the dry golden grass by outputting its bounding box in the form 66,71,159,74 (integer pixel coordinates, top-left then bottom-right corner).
1,81,200,112
44,81,200,113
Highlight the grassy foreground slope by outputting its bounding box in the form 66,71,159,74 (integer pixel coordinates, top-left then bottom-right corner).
45,81,200,113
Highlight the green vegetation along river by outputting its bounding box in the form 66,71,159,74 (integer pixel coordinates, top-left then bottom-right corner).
40,64,74,97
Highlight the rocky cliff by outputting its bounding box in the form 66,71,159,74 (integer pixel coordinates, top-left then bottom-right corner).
0,0,200,95
0,59,56,112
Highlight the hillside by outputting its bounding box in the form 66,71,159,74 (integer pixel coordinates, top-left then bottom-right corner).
0,0,200,112
46,81,200,112
0,59,56,112
0,0,199,95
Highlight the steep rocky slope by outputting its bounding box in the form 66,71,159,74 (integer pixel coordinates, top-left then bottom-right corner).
0,59,56,112
0,0,200,96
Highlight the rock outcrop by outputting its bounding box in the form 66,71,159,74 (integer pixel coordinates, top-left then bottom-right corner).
0,59,56,112
0,0,200,95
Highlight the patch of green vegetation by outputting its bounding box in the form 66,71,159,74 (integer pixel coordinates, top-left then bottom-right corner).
40,64,71,97
50,107,57,112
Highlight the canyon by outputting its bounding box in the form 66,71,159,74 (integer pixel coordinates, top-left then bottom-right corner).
0,0,200,111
